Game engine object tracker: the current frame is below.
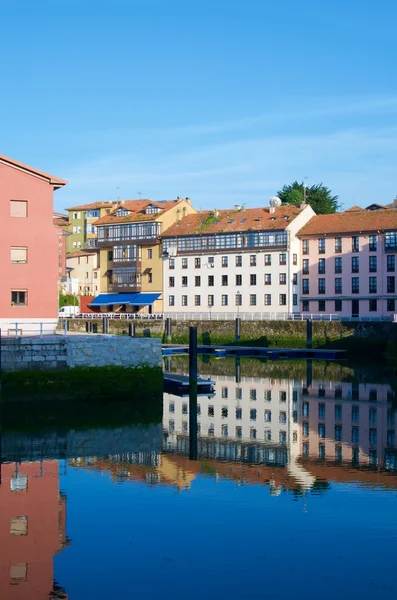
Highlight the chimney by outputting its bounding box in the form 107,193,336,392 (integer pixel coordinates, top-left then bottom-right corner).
185,197,191,205
214,209,219,218
299,202,306,209
269,206,275,214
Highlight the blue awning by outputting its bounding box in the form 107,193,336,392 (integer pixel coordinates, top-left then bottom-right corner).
128,293,161,306
89,293,138,306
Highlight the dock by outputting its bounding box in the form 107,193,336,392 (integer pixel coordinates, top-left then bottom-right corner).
163,372,215,396
162,345,346,360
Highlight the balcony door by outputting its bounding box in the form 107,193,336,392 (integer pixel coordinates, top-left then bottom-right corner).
352,300,359,318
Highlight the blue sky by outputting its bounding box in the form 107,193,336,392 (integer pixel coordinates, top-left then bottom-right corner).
1,0,397,212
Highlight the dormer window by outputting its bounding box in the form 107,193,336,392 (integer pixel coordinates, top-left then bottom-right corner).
145,205,160,215
116,208,131,217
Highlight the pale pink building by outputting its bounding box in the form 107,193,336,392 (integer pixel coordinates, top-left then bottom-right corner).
297,208,397,318
0,155,67,335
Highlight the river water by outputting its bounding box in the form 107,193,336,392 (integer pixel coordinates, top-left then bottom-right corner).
1,358,397,599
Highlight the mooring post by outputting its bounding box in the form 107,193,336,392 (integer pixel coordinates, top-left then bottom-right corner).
128,323,135,337
235,317,241,342
165,317,172,342
306,319,313,349
306,359,313,389
235,356,241,384
102,316,108,334
189,326,198,461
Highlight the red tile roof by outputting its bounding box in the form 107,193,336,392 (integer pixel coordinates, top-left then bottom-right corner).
53,216,69,227
344,205,364,212
66,249,98,258
161,205,304,237
66,201,114,211
0,153,67,188
94,199,183,225
298,209,397,236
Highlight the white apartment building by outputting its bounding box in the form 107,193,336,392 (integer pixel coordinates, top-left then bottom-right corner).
161,202,315,316
66,250,100,295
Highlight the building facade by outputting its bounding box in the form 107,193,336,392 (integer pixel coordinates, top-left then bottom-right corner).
53,212,70,282
66,249,100,295
161,203,315,315
90,198,196,314
0,154,67,335
66,201,113,252
297,208,397,318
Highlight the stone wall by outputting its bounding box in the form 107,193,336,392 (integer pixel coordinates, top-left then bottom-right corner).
0,335,162,372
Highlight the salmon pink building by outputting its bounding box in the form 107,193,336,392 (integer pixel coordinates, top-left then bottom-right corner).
297,208,397,319
0,155,67,335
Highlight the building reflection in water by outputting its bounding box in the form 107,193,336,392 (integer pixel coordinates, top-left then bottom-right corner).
0,460,68,599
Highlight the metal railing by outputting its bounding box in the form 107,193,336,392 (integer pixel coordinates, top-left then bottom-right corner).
162,312,394,322
73,312,164,320
1,322,67,339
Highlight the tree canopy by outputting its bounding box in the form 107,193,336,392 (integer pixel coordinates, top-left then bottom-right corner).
276,181,339,214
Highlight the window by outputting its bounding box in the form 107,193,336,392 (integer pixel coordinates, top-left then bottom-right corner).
302,300,309,311
279,390,286,402
335,299,342,312
352,257,359,273
369,277,377,293
264,430,272,441
169,257,175,269
369,299,377,312
182,276,188,287
318,238,326,253
335,237,342,253
147,248,153,259
195,257,201,268
236,387,243,400
318,278,326,294
250,294,256,306
302,279,309,294
93,271,98,279
169,401,175,413
352,236,360,252
387,299,395,312
182,295,188,306
319,403,326,419
265,410,271,422
319,444,326,459
250,408,257,420
303,239,309,255
10,247,27,264
387,276,395,293
279,294,286,306
335,404,342,421
318,300,326,312
335,425,342,442
352,427,360,443
302,259,309,275
264,294,271,306
236,274,242,286
264,273,271,285
10,516,28,536
208,295,214,306
222,275,228,286
279,253,286,265
293,253,297,265
10,200,28,217
386,231,397,251
387,255,395,272
279,431,287,444
352,405,359,422
208,423,214,435
264,254,271,265
369,256,377,273
236,255,242,267
335,278,342,294
221,295,228,306
293,294,298,306
250,274,257,285
279,411,287,423
10,563,27,584
235,293,242,306
302,402,309,417
10,475,28,492
265,390,272,402
169,277,175,287
195,276,201,287
208,256,214,268
369,428,377,445
222,256,228,267
195,295,201,306
303,421,309,437
352,277,359,294
208,405,214,416
292,273,298,285
334,257,342,274
279,273,286,285
236,426,242,438
147,273,153,284
369,407,377,425
318,423,326,439
318,258,325,274
182,403,188,414
236,407,242,420
182,258,188,269
208,275,214,286
250,428,257,440
369,235,377,252
11,291,27,306
387,430,395,446
85,271,89,279
250,255,256,266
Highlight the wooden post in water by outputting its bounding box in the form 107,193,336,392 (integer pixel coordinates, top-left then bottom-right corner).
235,317,241,342
165,317,172,342
306,359,313,389
189,326,198,461
235,356,241,384
306,319,313,349
102,316,108,334
128,323,135,337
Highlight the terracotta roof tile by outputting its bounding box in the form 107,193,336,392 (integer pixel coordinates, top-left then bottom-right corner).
66,201,114,211
0,153,67,187
66,250,98,258
161,205,303,237
94,199,182,225
344,205,364,212
298,209,397,236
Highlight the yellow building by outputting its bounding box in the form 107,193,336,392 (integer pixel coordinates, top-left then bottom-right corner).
91,198,196,314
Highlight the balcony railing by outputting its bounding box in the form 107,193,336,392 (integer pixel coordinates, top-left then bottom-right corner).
108,282,142,293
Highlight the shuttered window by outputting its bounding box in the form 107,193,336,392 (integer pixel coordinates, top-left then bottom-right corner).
10,200,28,217
10,516,28,536
11,247,27,263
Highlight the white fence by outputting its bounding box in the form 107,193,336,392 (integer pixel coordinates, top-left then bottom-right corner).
162,312,394,322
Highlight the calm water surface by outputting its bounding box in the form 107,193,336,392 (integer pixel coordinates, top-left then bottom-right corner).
1,358,397,599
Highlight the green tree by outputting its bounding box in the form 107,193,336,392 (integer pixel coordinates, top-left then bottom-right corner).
277,181,339,214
